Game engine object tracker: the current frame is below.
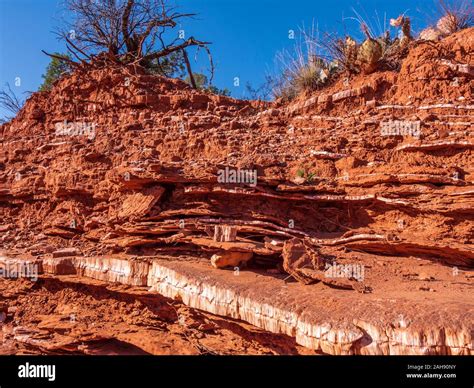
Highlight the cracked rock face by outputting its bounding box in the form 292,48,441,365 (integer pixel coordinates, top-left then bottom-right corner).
0,28,473,355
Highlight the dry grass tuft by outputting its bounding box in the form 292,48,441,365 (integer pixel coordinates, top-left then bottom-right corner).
437,0,473,34
272,23,335,100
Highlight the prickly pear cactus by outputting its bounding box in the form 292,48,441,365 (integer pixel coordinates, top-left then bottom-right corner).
342,36,359,73
343,37,357,59
357,38,382,73
401,17,411,42
390,15,412,46
377,31,392,56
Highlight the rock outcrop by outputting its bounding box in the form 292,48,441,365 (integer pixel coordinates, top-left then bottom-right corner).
0,28,472,355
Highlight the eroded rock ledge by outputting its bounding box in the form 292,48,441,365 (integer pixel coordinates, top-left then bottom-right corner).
2,253,471,355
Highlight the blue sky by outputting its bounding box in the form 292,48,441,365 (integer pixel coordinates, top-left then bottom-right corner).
0,0,437,117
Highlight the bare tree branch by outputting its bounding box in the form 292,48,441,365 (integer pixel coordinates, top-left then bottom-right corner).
0,83,25,122
121,0,135,53
182,49,196,89
51,0,213,78
42,50,81,68
141,37,210,61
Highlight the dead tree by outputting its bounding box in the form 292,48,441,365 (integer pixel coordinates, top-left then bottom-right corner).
45,0,213,86
0,84,24,123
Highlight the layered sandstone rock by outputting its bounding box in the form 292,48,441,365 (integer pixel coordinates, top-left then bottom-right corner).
0,28,472,355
